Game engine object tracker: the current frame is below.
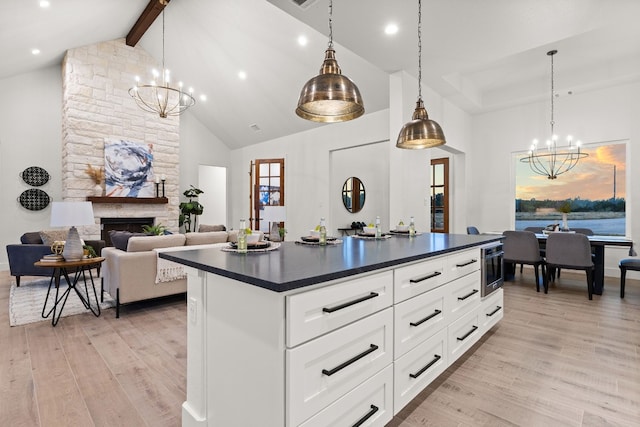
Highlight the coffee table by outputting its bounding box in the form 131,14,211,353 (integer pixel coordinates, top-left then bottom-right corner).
33,257,105,326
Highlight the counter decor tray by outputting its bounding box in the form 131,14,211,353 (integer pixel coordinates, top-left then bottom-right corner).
354,233,392,240
296,236,342,246
221,241,281,253
389,230,423,237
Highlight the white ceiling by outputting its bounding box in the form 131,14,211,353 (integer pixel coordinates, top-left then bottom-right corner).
2,0,640,149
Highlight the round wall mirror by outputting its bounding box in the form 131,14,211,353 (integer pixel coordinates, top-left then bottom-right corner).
342,177,365,213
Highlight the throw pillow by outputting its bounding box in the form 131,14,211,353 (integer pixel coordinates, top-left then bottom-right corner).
40,229,68,246
109,230,145,251
199,224,226,232
21,232,43,244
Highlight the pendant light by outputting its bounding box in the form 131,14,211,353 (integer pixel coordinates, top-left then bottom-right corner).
295,0,364,123
396,0,445,149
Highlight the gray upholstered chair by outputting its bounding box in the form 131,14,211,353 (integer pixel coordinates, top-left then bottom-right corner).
545,233,595,299
571,228,594,236
619,258,640,298
466,226,480,235
523,226,544,234
503,230,547,292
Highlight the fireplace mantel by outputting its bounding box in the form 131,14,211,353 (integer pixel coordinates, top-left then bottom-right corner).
87,196,168,204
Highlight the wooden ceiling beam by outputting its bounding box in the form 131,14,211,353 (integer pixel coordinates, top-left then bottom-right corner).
126,0,171,47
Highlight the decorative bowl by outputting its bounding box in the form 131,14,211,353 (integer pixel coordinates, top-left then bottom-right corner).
396,225,409,232
246,233,261,244
362,226,377,234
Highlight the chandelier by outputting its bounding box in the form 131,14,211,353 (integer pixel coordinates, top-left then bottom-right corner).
520,50,587,179
129,7,195,118
396,0,445,149
295,0,364,123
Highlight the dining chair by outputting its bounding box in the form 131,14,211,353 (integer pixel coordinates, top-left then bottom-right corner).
503,230,547,292
545,233,595,299
466,226,480,235
520,227,546,272
554,228,594,278
619,258,640,298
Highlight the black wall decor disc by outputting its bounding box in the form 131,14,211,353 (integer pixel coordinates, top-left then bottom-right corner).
21,166,50,187
18,188,50,211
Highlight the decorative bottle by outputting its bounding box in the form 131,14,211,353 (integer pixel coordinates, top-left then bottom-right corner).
409,216,416,237
238,219,247,253
375,216,381,239
319,217,327,245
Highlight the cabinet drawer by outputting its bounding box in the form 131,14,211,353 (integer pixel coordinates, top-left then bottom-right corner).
394,256,447,303
448,307,481,365
446,270,481,322
446,248,480,281
287,271,393,347
394,328,447,413
286,308,393,427
480,288,503,333
394,283,448,358
299,365,393,427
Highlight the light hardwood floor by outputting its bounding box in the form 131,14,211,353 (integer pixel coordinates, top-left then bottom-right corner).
1,269,638,426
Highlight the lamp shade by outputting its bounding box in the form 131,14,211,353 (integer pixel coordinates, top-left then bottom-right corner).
50,201,95,227
396,99,446,149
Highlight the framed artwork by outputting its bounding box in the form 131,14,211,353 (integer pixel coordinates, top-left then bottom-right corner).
104,138,154,197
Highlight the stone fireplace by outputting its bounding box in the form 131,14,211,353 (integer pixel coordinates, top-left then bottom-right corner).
60,38,180,240
101,217,154,247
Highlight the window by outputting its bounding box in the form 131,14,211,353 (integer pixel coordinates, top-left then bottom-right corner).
515,142,626,235
430,158,449,233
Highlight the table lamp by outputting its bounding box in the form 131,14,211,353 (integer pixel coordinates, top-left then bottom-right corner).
50,201,95,261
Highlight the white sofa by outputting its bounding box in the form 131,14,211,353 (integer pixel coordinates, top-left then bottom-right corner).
103,230,251,317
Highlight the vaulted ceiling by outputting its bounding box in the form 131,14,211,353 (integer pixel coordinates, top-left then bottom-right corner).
2,0,640,149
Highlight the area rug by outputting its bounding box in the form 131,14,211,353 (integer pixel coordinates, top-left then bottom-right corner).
9,277,116,327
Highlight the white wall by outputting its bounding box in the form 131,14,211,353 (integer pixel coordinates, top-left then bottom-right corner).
330,142,389,232
0,66,62,270
198,165,227,227
470,81,640,277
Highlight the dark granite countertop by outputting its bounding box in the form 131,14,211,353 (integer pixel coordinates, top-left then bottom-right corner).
159,233,501,292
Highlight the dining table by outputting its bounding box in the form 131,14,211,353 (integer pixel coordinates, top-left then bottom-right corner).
535,233,634,295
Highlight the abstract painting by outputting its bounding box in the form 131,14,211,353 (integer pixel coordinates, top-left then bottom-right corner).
104,138,154,197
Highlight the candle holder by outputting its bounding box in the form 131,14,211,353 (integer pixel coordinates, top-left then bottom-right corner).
161,178,166,197
155,182,160,198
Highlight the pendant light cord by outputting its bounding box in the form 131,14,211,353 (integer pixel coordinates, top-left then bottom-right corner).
162,10,166,85
417,0,422,101
328,0,334,49
550,51,555,135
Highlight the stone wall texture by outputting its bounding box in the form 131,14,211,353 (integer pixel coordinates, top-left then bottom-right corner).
61,38,180,239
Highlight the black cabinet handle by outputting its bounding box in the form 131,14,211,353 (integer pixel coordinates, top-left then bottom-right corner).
457,289,479,301
409,271,442,283
455,259,477,267
352,404,379,427
487,306,502,317
410,309,442,327
322,344,379,376
456,325,478,341
409,354,442,379
323,292,379,313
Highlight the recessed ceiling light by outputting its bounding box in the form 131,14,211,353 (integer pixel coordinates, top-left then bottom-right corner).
297,35,308,46
39,1,50,8
31,48,41,55
384,23,398,35
199,94,207,102
238,71,247,80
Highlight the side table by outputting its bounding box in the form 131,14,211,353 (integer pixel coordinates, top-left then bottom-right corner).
33,257,105,326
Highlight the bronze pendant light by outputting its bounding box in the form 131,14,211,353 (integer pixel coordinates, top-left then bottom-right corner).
396,0,445,149
295,0,364,123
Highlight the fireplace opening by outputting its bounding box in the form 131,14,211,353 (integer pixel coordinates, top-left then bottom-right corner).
101,217,154,247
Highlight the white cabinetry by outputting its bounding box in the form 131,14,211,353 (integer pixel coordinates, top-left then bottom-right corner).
182,246,503,426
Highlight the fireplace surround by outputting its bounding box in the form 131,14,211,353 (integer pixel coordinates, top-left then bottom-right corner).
101,217,154,247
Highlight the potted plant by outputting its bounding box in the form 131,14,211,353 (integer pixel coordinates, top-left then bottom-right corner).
179,185,204,232
142,223,168,236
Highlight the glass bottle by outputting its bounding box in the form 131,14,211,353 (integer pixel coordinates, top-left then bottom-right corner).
409,216,416,237
237,219,247,253
375,216,381,239
319,217,327,245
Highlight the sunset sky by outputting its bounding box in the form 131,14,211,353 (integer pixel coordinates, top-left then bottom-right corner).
515,142,626,201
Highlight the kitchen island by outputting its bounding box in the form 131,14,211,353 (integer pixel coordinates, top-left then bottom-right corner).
161,233,502,426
